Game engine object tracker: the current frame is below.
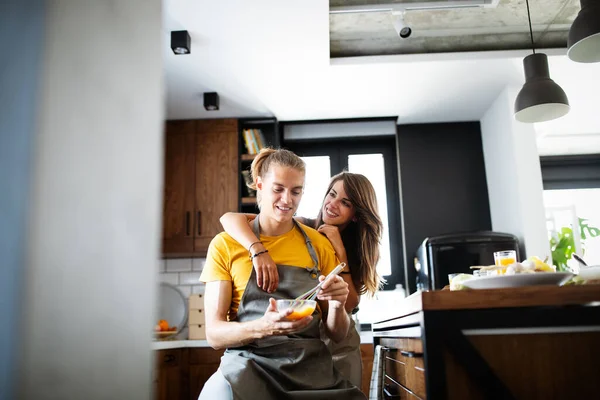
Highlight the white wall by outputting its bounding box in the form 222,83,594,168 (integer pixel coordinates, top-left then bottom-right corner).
481,87,550,260
17,2,163,399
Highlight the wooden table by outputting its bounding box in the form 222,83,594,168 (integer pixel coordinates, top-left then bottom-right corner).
372,285,600,400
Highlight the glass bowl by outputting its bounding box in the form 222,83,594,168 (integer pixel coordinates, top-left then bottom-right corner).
276,299,317,321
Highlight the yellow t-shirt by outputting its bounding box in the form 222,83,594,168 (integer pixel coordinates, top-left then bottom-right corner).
199,222,339,320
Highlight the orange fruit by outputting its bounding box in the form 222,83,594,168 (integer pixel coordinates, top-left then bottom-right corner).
158,319,169,331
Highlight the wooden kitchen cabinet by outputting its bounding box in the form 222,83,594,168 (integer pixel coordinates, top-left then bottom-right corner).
372,286,600,400
162,121,195,254
188,347,224,400
360,343,374,396
162,119,238,257
154,349,189,400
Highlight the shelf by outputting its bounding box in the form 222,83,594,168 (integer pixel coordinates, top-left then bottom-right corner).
241,197,257,205
240,154,256,161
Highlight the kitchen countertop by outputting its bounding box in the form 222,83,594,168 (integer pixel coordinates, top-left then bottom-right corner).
152,329,374,350
375,284,600,322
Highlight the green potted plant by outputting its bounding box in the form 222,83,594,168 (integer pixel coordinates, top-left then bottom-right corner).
550,217,600,271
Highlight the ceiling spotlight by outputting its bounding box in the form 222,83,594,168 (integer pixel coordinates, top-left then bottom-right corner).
170,30,191,55
567,0,600,63
204,92,219,111
393,12,412,39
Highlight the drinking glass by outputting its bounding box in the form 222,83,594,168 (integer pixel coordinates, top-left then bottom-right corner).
494,250,517,266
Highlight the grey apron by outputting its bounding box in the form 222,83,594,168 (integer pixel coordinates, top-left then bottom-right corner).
219,217,366,400
320,317,363,389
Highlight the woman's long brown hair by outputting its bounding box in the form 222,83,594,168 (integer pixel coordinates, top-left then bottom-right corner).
315,172,384,296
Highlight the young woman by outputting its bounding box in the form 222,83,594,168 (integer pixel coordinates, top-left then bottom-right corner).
199,148,366,400
220,171,384,389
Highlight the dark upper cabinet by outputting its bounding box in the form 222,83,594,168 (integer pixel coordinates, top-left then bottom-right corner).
162,119,239,257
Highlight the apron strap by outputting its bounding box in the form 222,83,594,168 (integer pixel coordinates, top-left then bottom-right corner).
252,216,320,272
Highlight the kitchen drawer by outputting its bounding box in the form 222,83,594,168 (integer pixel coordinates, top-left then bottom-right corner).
383,376,423,400
189,294,204,309
189,308,205,324
380,337,423,353
384,350,407,387
405,355,426,399
155,349,182,368
189,347,224,365
189,324,206,340
380,339,426,399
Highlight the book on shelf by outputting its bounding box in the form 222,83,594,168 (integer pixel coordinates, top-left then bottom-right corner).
241,170,256,197
242,128,267,155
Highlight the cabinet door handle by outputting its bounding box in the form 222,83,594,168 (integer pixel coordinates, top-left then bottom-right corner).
185,212,190,236
164,354,175,363
197,211,201,235
400,350,423,358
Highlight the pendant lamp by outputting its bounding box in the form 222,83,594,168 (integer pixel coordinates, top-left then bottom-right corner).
568,0,600,63
514,0,570,123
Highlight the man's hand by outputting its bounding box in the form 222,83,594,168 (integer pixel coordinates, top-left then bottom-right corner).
316,274,349,310
258,298,312,337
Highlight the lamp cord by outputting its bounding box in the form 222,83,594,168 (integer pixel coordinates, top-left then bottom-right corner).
525,0,536,54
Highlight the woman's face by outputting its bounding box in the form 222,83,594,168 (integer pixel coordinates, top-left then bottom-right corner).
321,179,356,230
256,165,304,223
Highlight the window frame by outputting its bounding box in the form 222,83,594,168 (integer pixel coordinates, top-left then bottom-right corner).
284,136,403,290
541,154,600,190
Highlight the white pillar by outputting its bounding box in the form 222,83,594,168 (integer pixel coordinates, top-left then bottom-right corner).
18,1,163,399
481,87,551,261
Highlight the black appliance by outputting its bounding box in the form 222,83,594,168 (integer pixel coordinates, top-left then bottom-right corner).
415,231,520,291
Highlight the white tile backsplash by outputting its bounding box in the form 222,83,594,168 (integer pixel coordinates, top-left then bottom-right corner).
166,258,192,272
192,258,205,271
191,284,205,294
159,272,179,285
179,272,202,285
158,258,206,313
177,285,192,297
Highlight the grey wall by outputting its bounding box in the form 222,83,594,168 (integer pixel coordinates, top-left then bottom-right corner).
396,122,492,294
2,1,164,399
0,1,45,399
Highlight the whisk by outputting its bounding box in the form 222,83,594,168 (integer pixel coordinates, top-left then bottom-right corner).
289,262,346,308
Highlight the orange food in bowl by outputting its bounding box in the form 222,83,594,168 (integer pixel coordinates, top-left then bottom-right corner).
277,299,316,321
287,306,316,321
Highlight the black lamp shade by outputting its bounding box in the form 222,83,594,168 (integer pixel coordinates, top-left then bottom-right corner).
568,0,600,63
514,53,570,123
171,31,191,55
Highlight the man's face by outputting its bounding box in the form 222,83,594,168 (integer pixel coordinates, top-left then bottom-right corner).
257,165,304,223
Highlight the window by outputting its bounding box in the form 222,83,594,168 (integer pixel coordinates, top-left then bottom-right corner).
541,155,600,269
286,136,402,289
544,188,600,268
297,156,331,220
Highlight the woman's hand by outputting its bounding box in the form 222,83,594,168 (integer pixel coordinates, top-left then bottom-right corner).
316,274,349,310
317,225,346,260
251,243,279,293
259,298,312,337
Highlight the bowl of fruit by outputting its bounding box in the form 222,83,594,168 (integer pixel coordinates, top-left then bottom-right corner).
153,282,188,340
276,299,317,321
154,319,178,338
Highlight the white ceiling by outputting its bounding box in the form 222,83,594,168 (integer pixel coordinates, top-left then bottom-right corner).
163,0,600,156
